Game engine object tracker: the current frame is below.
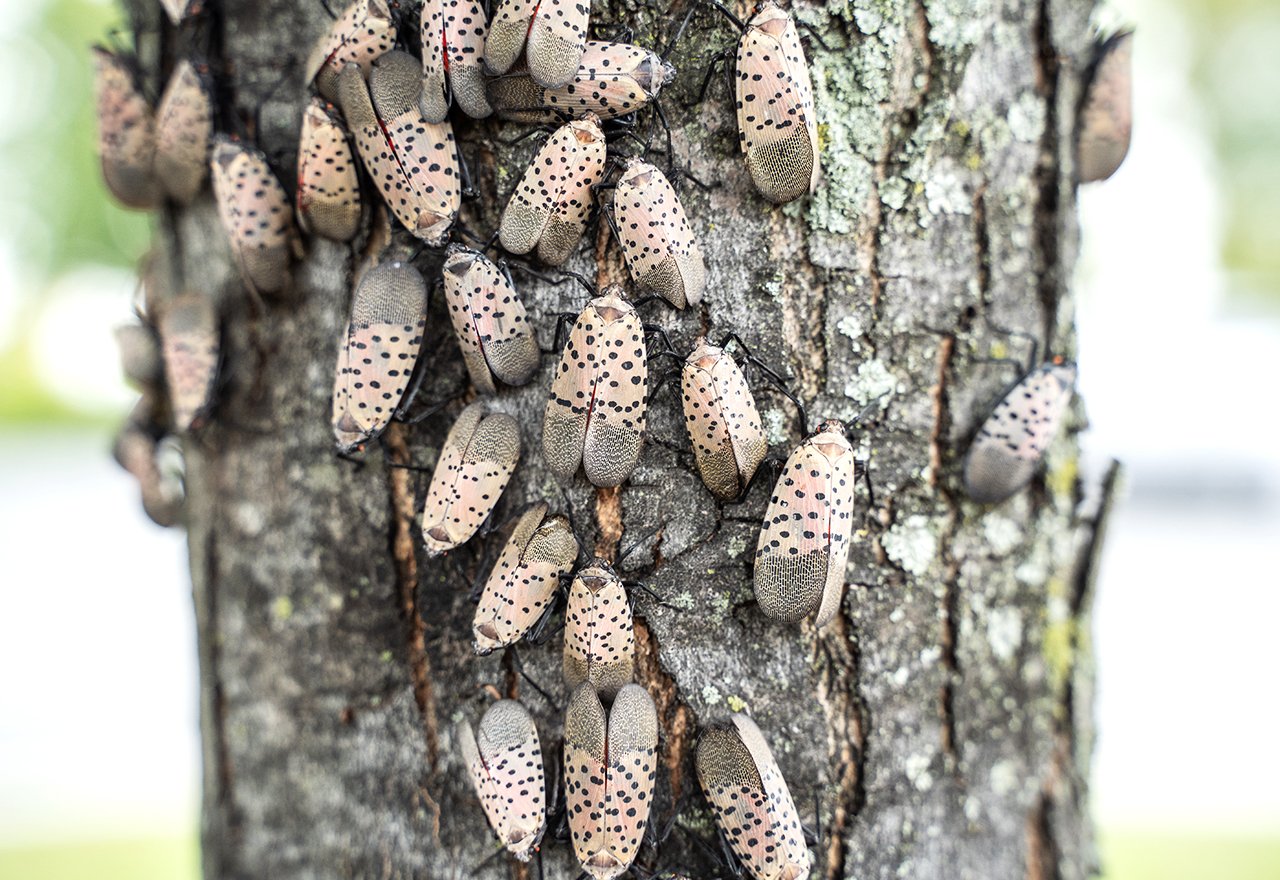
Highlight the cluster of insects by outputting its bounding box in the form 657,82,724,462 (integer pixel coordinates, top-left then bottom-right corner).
98,0,1132,873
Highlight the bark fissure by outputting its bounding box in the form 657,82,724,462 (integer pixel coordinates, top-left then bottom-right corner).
1033,0,1064,343
815,611,868,880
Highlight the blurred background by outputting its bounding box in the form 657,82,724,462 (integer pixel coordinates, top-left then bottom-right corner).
0,0,1276,876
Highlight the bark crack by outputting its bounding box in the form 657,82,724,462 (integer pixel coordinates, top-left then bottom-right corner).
383,423,443,837
633,617,695,809
814,611,867,880
1033,0,1063,342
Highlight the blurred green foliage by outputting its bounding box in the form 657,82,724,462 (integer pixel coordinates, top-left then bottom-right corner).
1176,0,1280,306
1101,828,1280,879
0,835,198,879
0,0,152,278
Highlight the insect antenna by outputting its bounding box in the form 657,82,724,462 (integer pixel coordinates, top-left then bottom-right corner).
506,646,560,711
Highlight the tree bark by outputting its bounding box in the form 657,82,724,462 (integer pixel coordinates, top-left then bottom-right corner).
133,0,1117,875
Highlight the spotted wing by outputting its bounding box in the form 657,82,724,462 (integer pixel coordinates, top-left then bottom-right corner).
306,0,396,101
382,109,460,246
92,47,159,209
682,349,765,501
444,0,491,117
499,122,579,255
296,99,361,241
527,0,589,88
422,406,521,555
542,301,600,480
735,7,818,204
474,700,547,861
448,250,540,389
210,139,293,295
160,293,219,433
443,249,499,394
484,0,537,75
963,363,1076,504
612,162,704,309
564,683,610,875
331,261,427,450
580,305,647,488
419,0,449,122
541,41,668,120
732,715,812,878
474,503,547,652
602,684,658,875
754,439,844,623
538,119,606,266
154,60,212,204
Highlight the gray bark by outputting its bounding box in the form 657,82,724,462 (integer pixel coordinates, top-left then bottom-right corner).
133,0,1117,876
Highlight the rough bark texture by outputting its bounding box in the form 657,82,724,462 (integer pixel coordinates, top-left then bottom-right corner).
134,0,1118,876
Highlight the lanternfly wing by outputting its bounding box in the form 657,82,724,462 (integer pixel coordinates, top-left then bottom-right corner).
442,245,540,393
418,0,449,123
306,0,396,102
296,99,361,242
527,0,589,88
538,41,675,121
696,714,811,880
159,292,219,433
681,339,767,501
499,115,605,264
210,137,295,296
962,361,1076,504
92,47,160,210
753,420,856,627
735,1,819,204
579,289,647,487
483,0,538,75
542,291,647,487
331,260,427,452
443,0,492,118
564,682,658,880
599,684,658,877
460,699,547,862
421,402,522,556
473,503,578,654
154,60,213,205
1077,31,1133,183
562,560,635,700
612,158,706,309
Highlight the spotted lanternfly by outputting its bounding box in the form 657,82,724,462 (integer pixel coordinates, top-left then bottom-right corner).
962,360,1076,504
564,682,659,880
526,0,590,88
305,0,396,102
442,245,541,393
482,0,535,76
158,291,220,433
611,158,705,309
92,46,160,210
338,54,461,246
1077,31,1133,183
459,699,547,862
114,408,184,528
115,322,163,391
754,419,857,628
735,1,820,204
154,60,213,204
420,0,492,121
421,401,522,556
210,137,296,296
542,288,648,488
488,41,676,124
498,115,606,266
563,558,635,700
296,98,362,242
696,713,812,880
331,260,427,452
682,338,768,502
473,502,579,655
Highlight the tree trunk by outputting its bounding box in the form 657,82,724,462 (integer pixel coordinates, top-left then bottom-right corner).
132,0,1118,875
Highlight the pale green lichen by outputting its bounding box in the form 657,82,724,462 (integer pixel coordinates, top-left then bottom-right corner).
670,590,695,611
904,753,935,791
272,595,293,622
881,514,939,575
982,514,1023,556
702,684,723,706
726,694,748,713
837,314,864,344
726,534,748,559
380,649,394,663
986,606,1023,663
842,358,898,403
1007,90,1046,143
763,407,790,446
